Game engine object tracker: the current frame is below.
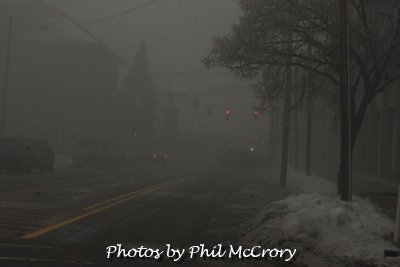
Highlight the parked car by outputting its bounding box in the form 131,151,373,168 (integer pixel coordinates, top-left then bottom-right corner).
0,137,29,174
24,138,55,173
0,137,54,174
72,139,110,168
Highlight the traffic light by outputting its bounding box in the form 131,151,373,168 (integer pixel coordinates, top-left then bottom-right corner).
224,109,231,121
253,108,261,121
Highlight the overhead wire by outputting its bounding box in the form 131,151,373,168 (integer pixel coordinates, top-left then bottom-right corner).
18,0,158,33
25,0,253,99
74,0,157,28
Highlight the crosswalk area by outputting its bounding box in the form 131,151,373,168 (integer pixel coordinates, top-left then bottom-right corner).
0,172,182,241
0,195,81,240
0,168,195,266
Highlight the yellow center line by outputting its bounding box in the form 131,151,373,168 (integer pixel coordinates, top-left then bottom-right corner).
83,180,173,211
21,180,180,239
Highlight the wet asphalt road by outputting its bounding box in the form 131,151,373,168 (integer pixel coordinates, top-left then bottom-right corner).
0,164,275,267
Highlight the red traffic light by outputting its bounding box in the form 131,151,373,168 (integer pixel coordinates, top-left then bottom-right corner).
253,108,262,121
224,109,231,121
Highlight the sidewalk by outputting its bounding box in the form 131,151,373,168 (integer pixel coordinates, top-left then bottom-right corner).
306,163,399,219
202,167,292,267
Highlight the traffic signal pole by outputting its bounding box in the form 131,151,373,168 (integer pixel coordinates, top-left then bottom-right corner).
1,17,13,137
339,0,352,201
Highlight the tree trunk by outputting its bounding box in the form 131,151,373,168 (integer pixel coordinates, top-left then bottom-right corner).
293,89,299,170
280,33,293,187
306,92,313,176
391,106,400,179
395,185,400,244
337,91,371,190
269,107,276,164
280,91,291,187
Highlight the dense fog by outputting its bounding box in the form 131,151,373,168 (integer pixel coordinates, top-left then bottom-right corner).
0,1,399,267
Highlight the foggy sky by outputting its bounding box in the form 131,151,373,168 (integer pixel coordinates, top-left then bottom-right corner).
55,0,241,72
51,0,259,137
2,0,261,139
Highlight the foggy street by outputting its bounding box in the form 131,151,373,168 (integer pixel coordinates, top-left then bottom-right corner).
0,163,274,266
1,0,400,266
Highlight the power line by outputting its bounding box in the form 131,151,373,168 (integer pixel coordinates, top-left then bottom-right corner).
151,71,231,76
156,89,253,97
166,77,249,89
157,86,250,95
156,86,250,95
199,91,253,97
190,87,250,93
34,0,158,32
79,0,157,27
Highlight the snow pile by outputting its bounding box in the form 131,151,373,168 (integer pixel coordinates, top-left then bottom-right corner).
241,169,400,266
278,194,394,257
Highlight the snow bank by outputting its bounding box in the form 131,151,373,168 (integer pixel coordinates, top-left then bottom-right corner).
279,194,394,257
241,168,400,266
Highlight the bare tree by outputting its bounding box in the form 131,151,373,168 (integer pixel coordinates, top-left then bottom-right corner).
204,0,400,190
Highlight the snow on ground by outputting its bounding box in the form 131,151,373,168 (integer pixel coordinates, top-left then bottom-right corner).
241,168,400,267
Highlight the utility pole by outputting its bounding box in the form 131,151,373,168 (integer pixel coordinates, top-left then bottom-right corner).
339,0,352,201
1,17,13,137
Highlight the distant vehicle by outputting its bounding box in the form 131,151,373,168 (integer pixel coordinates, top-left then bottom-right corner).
24,139,55,173
0,137,54,174
72,139,110,168
143,151,169,166
222,147,266,169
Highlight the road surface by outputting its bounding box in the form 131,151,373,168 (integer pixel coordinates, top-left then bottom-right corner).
0,164,275,267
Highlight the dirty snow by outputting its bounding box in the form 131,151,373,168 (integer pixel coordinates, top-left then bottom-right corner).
241,168,400,267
